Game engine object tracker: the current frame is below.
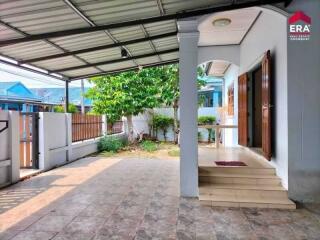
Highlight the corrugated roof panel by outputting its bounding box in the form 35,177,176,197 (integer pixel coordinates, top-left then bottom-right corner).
50,32,114,52
77,47,120,64
143,20,177,36
152,36,178,51
135,56,159,65
162,0,231,14
159,52,179,61
74,0,160,25
0,25,23,40
33,56,85,71
0,0,88,35
98,61,136,72
61,67,101,77
0,40,63,60
126,42,154,56
109,26,145,42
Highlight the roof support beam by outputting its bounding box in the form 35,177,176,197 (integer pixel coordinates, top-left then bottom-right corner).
0,0,286,47
70,59,179,80
156,0,165,15
21,31,177,64
57,48,179,72
63,0,142,69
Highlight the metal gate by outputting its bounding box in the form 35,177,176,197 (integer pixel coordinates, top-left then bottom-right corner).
19,112,39,169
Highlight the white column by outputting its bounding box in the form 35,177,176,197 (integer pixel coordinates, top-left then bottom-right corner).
66,113,72,161
178,19,199,197
38,112,50,170
9,111,20,183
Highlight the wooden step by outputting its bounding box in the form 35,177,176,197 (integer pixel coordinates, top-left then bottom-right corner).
199,174,282,186
199,193,296,209
199,183,288,198
199,166,276,175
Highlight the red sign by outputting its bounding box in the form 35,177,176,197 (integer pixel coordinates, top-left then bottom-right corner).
289,11,311,41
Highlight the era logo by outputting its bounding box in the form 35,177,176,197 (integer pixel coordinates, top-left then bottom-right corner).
289,24,310,33
288,11,311,41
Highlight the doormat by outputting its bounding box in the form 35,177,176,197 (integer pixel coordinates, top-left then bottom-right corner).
215,161,247,166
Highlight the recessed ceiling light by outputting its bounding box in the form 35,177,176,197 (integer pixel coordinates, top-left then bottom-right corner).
212,18,231,27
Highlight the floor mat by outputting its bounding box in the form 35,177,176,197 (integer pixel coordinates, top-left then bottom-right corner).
215,161,247,166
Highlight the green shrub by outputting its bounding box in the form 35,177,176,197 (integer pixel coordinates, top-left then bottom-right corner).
97,136,124,152
53,103,79,113
198,116,216,143
198,116,216,125
140,140,158,152
152,114,174,141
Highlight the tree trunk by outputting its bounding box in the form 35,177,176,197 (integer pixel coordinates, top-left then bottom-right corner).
126,115,134,143
173,99,179,144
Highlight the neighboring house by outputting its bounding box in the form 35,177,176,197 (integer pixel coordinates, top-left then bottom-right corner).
31,87,92,111
0,82,43,111
0,82,92,112
198,77,223,108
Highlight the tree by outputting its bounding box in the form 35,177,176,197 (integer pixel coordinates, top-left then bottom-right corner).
159,64,206,143
86,68,163,143
54,103,78,113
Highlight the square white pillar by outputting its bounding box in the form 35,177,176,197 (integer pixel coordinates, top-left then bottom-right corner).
178,19,199,197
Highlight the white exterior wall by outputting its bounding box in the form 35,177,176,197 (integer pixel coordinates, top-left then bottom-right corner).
0,111,20,187
131,107,220,142
239,7,289,188
286,0,320,202
223,64,239,147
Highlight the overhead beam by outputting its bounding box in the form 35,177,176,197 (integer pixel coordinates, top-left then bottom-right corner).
70,59,179,80
156,0,165,15
56,48,179,72
21,31,177,64
0,0,286,46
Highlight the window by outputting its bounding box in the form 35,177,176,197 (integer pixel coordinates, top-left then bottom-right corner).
228,84,234,116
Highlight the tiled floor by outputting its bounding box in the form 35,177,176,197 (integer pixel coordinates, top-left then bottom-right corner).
199,147,272,168
0,154,319,240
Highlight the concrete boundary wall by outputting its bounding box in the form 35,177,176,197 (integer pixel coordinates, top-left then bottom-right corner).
0,111,20,187
38,112,124,171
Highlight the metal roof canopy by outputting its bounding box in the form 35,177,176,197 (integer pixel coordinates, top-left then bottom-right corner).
0,0,287,82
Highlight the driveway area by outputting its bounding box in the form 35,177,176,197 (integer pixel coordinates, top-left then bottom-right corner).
0,154,319,240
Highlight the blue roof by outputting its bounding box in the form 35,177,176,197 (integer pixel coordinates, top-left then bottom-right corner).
0,82,41,101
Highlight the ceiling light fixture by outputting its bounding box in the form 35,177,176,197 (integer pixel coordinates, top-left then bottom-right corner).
212,18,231,27
121,47,128,58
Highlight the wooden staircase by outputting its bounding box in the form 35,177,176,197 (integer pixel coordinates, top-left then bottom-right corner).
199,166,296,209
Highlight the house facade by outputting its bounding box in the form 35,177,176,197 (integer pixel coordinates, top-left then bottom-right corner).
178,0,320,203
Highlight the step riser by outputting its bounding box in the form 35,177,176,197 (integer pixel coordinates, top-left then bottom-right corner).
200,200,296,209
199,168,276,175
199,176,281,185
199,189,288,198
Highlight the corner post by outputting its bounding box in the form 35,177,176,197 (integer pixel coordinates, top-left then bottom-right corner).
64,79,69,113
178,19,199,197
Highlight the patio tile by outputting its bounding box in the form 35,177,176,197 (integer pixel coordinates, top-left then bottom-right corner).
0,155,319,240
9,231,57,240
63,216,105,234
27,214,74,232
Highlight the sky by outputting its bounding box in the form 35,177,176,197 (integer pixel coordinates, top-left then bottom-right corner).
0,62,92,89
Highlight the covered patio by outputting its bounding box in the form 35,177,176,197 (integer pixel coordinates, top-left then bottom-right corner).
0,152,319,240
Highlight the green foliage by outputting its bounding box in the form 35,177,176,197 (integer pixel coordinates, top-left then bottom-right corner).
53,104,78,113
198,116,216,143
86,67,165,122
198,116,216,125
140,140,158,152
97,136,125,152
152,114,174,141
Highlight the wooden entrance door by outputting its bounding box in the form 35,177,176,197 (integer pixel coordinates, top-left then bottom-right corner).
262,50,272,160
238,73,248,146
